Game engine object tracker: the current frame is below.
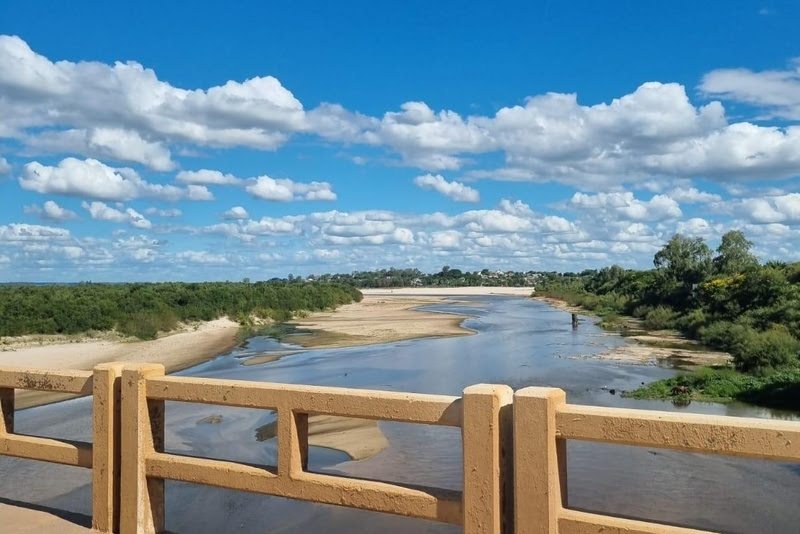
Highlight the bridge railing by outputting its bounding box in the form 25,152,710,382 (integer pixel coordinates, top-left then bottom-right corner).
120,364,513,534
513,387,800,534
4,364,800,534
0,363,123,533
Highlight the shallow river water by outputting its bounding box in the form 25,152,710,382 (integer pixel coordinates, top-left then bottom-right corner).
1,297,798,533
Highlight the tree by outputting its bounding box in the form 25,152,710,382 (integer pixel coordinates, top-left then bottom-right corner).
652,234,712,305
654,234,712,285
714,230,759,275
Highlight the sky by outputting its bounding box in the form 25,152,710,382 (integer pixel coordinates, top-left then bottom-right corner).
2,1,800,282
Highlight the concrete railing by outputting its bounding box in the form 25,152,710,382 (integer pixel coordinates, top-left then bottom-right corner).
2,364,800,533
120,364,512,534
0,364,123,533
513,387,800,534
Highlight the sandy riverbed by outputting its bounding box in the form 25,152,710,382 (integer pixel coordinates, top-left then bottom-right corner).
533,296,732,366
283,287,533,350
0,318,240,408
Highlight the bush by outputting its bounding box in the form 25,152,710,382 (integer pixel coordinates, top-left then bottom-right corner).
675,308,708,336
699,322,800,373
643,306,676,330
733,325,800,373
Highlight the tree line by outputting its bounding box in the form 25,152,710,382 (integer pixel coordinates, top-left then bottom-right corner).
0,281,362,340
313,266,536,288
536,231,800,374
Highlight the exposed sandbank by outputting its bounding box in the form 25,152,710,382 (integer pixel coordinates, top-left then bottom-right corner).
255,414,389,461
0,318,240,409
286,294,475,349
534,296,732,367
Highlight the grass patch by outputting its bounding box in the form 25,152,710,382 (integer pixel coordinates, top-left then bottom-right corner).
624,366,800,410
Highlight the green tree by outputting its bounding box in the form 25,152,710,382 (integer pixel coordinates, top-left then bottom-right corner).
652,234,712,305
713,230,759,275
654,234,712,284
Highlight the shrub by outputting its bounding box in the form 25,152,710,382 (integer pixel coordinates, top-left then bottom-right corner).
733,325,800,373
643,306,676,330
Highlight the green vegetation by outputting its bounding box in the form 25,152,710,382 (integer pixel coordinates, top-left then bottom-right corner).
0,281,362,340
535,230,800,409
625,366,800,410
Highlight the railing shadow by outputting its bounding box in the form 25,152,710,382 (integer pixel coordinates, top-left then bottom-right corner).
0,496,92,529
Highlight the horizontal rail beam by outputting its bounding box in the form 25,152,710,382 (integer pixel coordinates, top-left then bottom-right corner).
556,404,800,462
0,433,92,467
0,367,93,395
558,509,717,534
146,376,462,426
146,452,462,524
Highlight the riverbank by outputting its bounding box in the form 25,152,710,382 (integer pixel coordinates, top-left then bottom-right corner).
533,295,731,367
0,318,240,409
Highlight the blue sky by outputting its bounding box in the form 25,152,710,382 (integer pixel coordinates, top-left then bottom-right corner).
2,1,800,281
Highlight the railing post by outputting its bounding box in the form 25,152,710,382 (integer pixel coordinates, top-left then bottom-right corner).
462,384,514,534
0,386,13,435
121,364,165,534
277,408,309,477
513,387,567,534
93,363,124,533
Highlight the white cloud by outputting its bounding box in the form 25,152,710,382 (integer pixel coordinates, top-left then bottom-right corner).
23,128,175,171
668,187,722,204
175,251,229,264
23,200,78,221
223,206,249,219
430,230,463,248
245,175,336,201
144,207,182,217
176,169,240,185
724,193,800,224
0,223,71,243
701,59,800,120
569,191,682,221
0,35,305,150
19,158,212,202
677,217,714,236
0,156,9,174
82,201,152,229
413,174,480,202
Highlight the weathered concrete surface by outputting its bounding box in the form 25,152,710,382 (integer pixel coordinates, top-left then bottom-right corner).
0,502,95,533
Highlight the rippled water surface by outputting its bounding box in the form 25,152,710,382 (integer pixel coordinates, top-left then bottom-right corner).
2,297,798,533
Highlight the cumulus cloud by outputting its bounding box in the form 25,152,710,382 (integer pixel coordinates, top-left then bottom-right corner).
19,158,212,202
144,207,182,217
569,191,682,221
413,174,480,202
0,223,71,243
174,167,337,202
23,200,78,221
23,128,175,171
82,201,152,229
0,156,9,174
175,251,229,264
223,206,249,219
667,187,722,204
720,193,800,224
0,35,305,150
245,175,336,201
701,59,800,120
176,170,240,185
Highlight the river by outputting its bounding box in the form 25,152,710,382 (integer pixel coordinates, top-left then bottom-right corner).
1,296,798,533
